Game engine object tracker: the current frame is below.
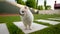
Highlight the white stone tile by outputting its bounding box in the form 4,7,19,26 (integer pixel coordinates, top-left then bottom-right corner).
48,18,60,20
13,22,48,34
0,23,9,34
36,19,60,25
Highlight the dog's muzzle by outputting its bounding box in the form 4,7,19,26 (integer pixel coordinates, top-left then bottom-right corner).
19,11,24,16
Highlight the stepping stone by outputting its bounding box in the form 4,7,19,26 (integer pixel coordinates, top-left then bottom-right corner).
0,23,9,34
13,22,48,34
36,19,60,25
48,18,60,20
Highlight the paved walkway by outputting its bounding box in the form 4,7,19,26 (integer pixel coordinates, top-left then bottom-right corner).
0,19,59,34
0,23,9,34
48,18,60,20
13,22,48,34
36,19,60,25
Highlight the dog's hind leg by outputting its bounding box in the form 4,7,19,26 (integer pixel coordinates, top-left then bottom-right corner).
23,22,28,30
28,22,32,30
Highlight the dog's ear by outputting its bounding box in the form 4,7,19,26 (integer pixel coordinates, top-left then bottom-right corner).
24,6,28,9
25,6,27,9
24,6,29,12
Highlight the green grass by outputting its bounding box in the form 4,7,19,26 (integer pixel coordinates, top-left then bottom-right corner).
0,14,60,34
6,22,24,34
44,17,60,22
51,20,60,22
34,14,60,20
0,16,21,23
46,19,60,22
30,23,60,34
34,21,53,26
30,14,60,34
0,16,24,34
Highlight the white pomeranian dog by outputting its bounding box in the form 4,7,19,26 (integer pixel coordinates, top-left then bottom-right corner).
19,6,34,30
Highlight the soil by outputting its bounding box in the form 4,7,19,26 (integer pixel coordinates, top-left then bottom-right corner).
0,14,20,16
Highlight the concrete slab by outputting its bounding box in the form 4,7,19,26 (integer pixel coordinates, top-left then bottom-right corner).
36,19,60,25
0,23,9,34
13,22,48,34
48,18,60,20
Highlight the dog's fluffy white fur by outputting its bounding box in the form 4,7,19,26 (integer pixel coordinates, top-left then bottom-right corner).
19,7,34,30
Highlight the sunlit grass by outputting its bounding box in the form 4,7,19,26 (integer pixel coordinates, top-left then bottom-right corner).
0,14,60,34
0,16,24,34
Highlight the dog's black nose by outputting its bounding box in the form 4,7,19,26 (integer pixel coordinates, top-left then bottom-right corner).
22,11,24,13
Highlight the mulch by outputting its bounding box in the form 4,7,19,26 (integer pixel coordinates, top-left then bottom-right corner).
0,14,20,16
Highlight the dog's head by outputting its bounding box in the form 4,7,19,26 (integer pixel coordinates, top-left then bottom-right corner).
19,6,28,16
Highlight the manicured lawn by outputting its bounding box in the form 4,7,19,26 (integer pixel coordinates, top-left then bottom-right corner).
46,19,60,22
34,21,53,26
0,16,24,34
6,22,24,34
0,14,60,34
34,14,60,20
51,20,60,22
0,16,21,23
30,23,60,34
31,14,60,34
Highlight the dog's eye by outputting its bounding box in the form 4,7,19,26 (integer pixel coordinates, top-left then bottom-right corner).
22,11,24,13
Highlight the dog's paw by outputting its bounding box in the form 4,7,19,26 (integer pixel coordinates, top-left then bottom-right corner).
29,28,32,30
25,28,28,30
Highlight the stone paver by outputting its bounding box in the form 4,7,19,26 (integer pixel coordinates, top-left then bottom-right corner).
36,19,60,25
13,22,48,34
48,18,60,20
0,23,9,34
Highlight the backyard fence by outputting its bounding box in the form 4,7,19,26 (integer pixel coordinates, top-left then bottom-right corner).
39,10,60,14
0,1,60,15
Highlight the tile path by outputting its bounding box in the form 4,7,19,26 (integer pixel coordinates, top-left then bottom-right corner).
0,23,9,34
0,19,60,34
48,18,60,20
13,22,48,34
36,19,60,25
